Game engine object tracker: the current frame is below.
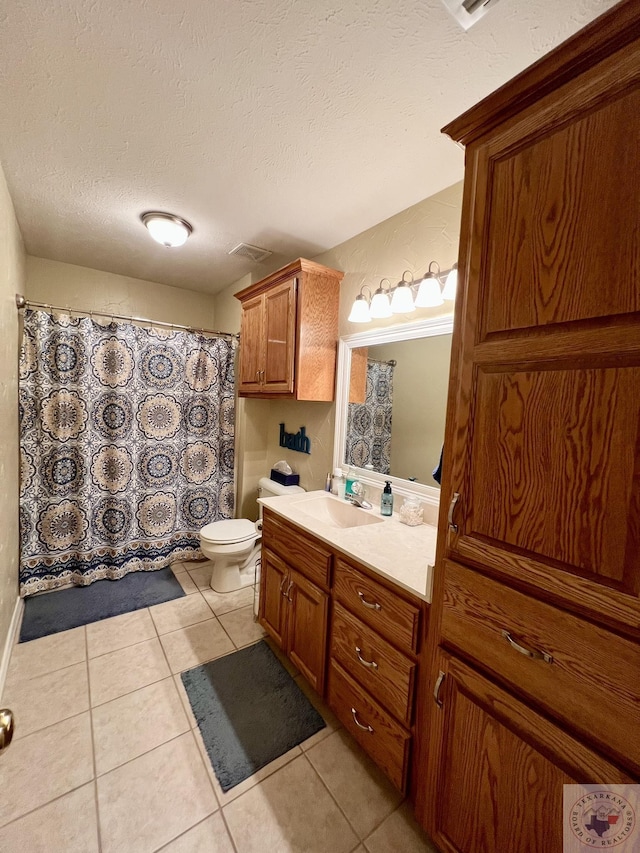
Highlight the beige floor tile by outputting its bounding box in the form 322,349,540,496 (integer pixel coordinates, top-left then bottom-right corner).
174,673,198,728
171,562,187,573
192,722,302,807
150,593,215,635
92,677,190,775
174,571,200,595
187,563,214,590
0,712,93,828
0,783,99,853
97,732,217,853
201,585,255,615
88,637,170,706
364,802,438,853
307,729,402,838
294,674,341,750
223,754,358,853
86,608,156,658
218,606,265,648
157,812,235,853
2,661,88,739
5,626,85,685
159,618,234,674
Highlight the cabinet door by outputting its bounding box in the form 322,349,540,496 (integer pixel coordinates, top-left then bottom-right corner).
286,568,328,695
238,294,264,392
443,59,640,635
259,548,288,648
423,650,630,853
263,276,296,393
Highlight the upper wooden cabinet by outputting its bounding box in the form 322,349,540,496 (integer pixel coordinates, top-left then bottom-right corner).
235,259,344,400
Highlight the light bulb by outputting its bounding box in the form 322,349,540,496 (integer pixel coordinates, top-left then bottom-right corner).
390,284,415,314
348,295,371,323
415,274,444,308
442,264,458,300
370,289,392,319
141,212,192,248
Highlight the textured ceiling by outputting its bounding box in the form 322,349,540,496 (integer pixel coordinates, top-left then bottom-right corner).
0,0,618,294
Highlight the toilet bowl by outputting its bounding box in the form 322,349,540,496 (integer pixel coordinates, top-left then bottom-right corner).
199,476,304,593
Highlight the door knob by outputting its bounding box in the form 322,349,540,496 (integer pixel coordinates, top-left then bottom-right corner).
0,709,15,754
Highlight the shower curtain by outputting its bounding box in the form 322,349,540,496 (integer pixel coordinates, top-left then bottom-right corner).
345,360,394,474
19,309,236,596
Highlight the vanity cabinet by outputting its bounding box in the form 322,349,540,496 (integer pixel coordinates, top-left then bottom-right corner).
328,558,423,794
415,4,640,849
235,258,343,401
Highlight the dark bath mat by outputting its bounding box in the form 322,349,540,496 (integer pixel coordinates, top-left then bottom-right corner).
181,640,326,791
19,567,185,642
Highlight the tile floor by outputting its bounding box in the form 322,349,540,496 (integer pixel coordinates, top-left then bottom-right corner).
0,561,437,852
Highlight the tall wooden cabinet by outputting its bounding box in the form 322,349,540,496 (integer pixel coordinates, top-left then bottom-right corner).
415,4,640,851
235,258,343,400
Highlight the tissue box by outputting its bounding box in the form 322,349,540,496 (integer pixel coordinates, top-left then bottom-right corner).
269,468,300,487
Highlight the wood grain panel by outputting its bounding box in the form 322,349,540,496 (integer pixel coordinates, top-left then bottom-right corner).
287,569,328,695
259,548,288,647
238,294,264,392
424,651,632,853
441,561,640,774
327,660,411,793
483,89,640,334
262,511,332,589
331,602,415,726
470,366,640,590
349,347,368,404
295,270,341,402
263,277,296,392
334,559,420,653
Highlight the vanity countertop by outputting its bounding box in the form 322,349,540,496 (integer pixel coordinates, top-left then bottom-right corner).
259,490,437,602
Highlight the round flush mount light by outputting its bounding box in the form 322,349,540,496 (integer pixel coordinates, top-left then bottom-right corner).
141,211,193,248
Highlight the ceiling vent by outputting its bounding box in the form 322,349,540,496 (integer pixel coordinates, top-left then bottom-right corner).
228,242,272,263
441,0,502,30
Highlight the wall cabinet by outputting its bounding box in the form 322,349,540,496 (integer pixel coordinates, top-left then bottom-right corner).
415,4,640,851
235,258,343,400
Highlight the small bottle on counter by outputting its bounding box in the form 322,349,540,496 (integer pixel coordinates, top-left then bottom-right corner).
380,480,394,516
344,465,357,500
331,467,345,499
324,473,332,492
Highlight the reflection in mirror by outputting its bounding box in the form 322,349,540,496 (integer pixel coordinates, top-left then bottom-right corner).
333,317,454,502
344,336,452,488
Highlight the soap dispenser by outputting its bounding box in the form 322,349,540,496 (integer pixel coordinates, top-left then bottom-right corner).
381,481,393,516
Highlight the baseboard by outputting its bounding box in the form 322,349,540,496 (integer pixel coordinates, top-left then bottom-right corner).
0,596,24,698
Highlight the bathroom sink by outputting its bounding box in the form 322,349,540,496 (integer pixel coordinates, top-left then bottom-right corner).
295,496,384,529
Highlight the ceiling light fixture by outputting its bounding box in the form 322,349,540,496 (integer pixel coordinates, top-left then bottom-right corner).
141,211,193,248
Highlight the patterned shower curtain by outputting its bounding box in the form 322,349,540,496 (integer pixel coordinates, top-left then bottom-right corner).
19,309,236,596
345,361,394,474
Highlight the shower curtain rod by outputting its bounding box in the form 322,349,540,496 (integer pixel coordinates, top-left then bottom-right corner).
367,357,397,366
15,293,240,340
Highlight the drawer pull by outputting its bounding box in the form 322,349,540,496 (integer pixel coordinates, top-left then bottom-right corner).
501,630,553,664
355,646,378,670
433,670,446,707
279,576,288,596
285,580,295,602
351,707,374,733
358,591,381,611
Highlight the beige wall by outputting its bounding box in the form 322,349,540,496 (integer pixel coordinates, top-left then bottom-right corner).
215,181,463,515
0,163,25,654
375,335,452,486
26,256,217,328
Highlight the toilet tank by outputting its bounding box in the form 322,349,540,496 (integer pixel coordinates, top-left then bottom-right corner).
257,476,305,501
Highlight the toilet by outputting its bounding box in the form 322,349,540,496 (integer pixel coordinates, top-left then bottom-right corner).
199,476,304,593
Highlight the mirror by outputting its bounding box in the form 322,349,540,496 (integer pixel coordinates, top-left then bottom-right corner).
333,317,454,502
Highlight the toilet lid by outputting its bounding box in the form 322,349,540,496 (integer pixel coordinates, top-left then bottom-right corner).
200,518,257,544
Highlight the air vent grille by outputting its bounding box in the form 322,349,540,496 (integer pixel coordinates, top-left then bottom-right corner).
441,0,501,30
228,243,272,263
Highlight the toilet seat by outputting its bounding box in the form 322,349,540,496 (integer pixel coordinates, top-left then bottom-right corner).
199,518,258,546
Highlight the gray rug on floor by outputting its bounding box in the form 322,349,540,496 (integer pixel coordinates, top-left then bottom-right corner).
181,640,326,791
19,567,185,642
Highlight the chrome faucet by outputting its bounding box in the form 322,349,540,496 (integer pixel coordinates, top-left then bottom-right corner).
347,494,373,509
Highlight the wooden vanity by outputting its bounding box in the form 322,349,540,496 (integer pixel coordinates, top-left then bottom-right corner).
258,500,432,795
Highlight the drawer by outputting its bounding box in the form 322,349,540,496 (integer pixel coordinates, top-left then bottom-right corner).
441,559,640,774
334,559,420,653
331,602,416,726
328,660,411,793
262,511,331,589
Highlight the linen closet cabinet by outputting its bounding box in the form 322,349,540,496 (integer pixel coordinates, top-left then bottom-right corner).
414,3,640,851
